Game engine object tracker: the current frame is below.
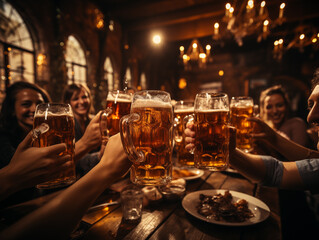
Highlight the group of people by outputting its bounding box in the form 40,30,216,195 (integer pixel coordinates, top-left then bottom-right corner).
1,69,319,238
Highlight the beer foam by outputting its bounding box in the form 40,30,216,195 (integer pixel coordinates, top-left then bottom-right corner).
195,109,229,113
132,99,172,109
34,111,73,118
174,107,194,113
107,94,132,103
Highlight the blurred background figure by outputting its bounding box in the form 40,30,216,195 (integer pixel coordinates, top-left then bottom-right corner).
259,85,311,148
62,83,103,177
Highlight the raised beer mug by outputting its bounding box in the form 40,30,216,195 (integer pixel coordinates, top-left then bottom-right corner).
120,90,174,185
100,90,132,143
230,96,254,153
187,92,230,171
32,103,76,189
173,100,195,167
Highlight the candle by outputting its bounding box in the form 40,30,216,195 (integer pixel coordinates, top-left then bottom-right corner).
279,3,285,18
214,22,219,35
229,7,234,18
246,0,254,13
206,45,211,56
179,46,184,57
263,20,269,33
225,3,231,17
259,1,266,15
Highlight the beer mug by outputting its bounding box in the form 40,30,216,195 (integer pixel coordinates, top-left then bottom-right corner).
32,103,76,189
120,90,174,185
230,96,254,152
173,100,194,167
100,90,132,143
187,93,230,171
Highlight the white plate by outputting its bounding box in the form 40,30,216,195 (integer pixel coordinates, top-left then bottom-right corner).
173,167,204,181
182,189,270,226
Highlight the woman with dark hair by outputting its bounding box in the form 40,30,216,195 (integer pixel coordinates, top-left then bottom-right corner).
0,81,51,168
62,83,103,176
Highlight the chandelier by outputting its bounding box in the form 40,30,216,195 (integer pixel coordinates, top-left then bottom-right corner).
179,39,212,71
212,0,286,46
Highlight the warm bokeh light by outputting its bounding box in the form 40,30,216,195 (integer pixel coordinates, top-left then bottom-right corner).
199,53,206,59
247,0,254,9
192,42,198,49
218,70,224,76
278,39,283,44
299,34,305,40
152,34,161,45
206,45,211,51
261,1,266,8
178,78,187,89
179,46,184,52
280,3,285,9
37,54,46,65
312,38,317,43
225,3,231,10
263,20,269,26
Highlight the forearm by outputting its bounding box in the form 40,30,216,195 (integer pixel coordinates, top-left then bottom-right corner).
269,132,319,160
230,149,266,183
0,164,115,240
74,139,95,162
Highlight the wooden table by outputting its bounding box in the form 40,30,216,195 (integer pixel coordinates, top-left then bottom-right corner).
0,170,281,240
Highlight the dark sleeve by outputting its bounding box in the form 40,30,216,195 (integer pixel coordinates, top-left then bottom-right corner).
76,152,100,177
0,134,16,169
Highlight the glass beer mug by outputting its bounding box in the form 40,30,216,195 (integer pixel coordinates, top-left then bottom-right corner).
230,96,254,152
186,93,230,171
32,103,76,189
173,100,194,167
100,90,132,143
120,90,174,185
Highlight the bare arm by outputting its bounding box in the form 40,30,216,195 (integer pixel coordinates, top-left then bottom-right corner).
0,133,131,240
74,111,102,162
250,117,319,160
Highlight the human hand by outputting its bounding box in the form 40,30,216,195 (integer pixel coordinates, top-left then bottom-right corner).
248,117,277,143
4,132,71,194
79,111,103,151
99,133,131,180
184,121,195,151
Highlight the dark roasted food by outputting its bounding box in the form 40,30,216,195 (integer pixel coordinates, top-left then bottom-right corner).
197,191,254,222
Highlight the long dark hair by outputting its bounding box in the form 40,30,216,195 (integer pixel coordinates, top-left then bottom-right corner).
0,81,51,143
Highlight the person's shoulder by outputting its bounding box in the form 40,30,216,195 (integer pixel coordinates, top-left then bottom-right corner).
285,117,307,126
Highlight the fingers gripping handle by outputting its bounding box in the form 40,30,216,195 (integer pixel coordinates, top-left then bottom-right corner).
120,113,145,163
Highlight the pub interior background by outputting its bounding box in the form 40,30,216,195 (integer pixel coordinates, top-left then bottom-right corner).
1,0,319,120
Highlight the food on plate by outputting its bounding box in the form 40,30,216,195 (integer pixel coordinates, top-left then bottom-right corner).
173,168,197,179
197,190,254,222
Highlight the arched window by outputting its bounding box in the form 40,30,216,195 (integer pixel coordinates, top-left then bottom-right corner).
104,57,113,91
140,72,147,90
65,35,87,85
124,67,132,89
0,0,35,103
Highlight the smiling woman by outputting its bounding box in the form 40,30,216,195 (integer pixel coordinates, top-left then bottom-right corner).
0,81,51,168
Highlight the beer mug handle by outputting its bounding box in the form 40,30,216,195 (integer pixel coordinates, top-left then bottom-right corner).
183,114,195,154
120,113,145,163
100,107,112,144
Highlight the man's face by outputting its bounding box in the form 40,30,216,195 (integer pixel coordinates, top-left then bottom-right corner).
307,85,319,150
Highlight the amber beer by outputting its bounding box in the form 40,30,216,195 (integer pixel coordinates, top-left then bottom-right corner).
100,91,132,142
230,97,254,152
33,103,75,189
106,97,131,136
174,106,194,166
120,91,173,185
194,109,229,170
